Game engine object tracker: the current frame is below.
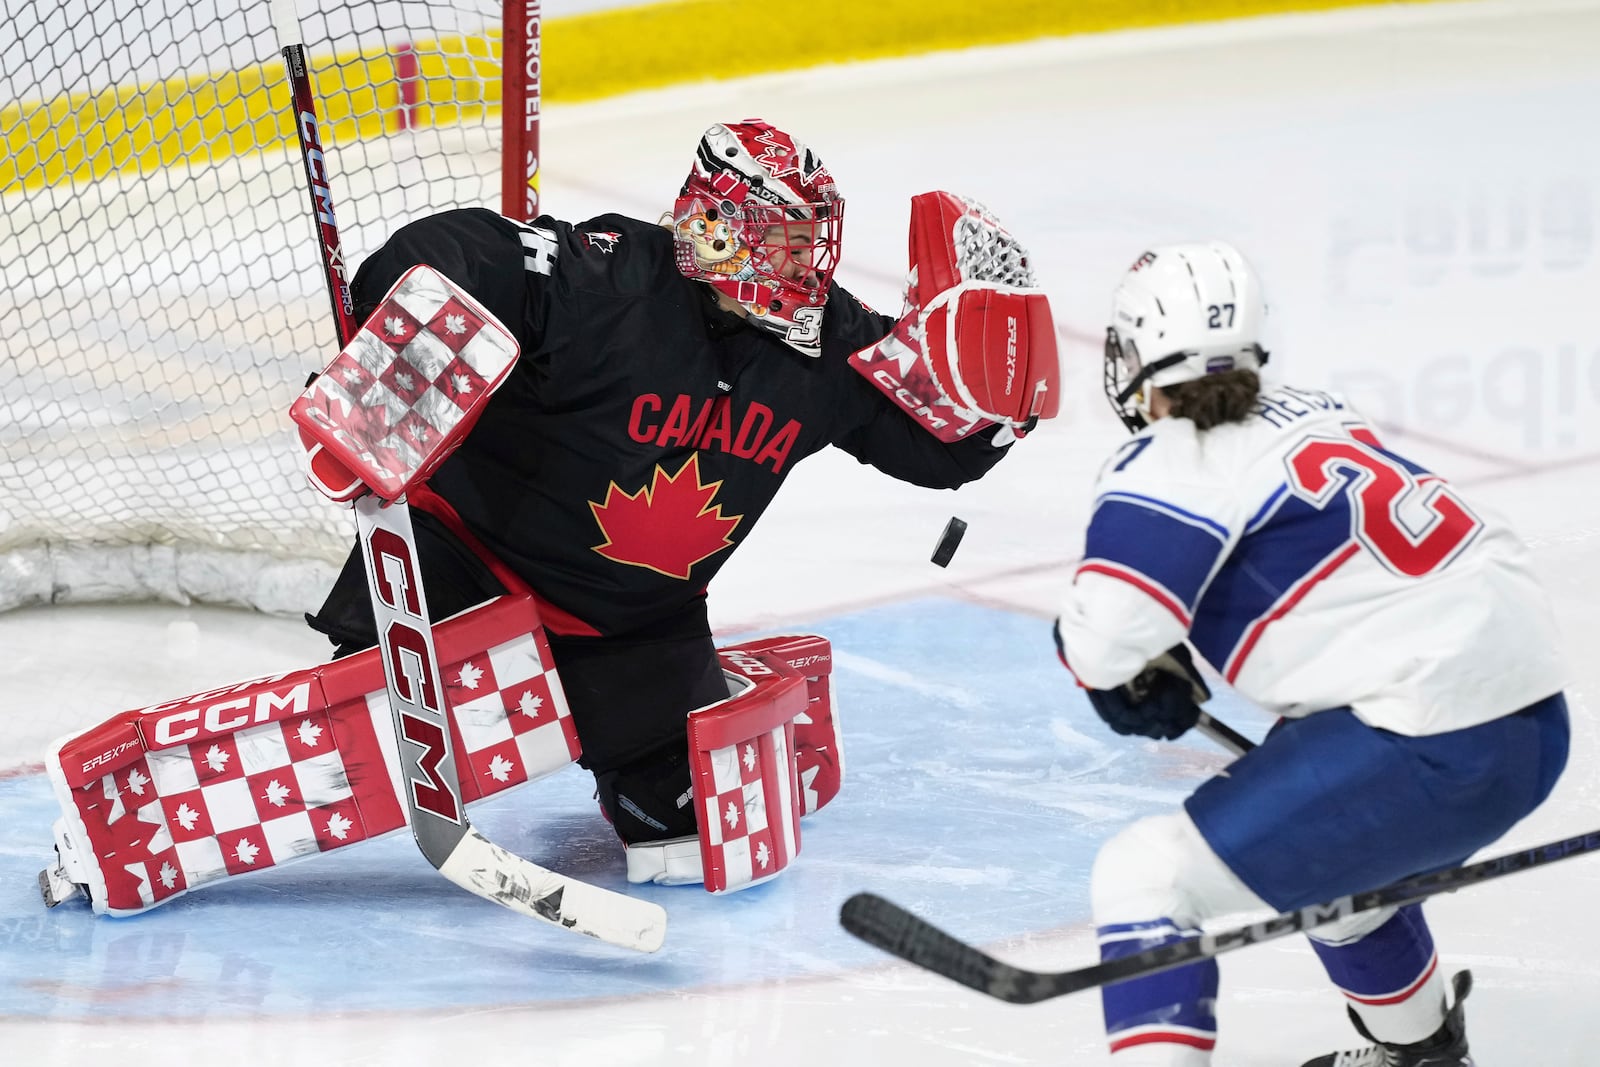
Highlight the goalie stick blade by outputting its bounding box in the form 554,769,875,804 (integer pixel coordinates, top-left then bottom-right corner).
439,830,667,953
839,893,1067,1004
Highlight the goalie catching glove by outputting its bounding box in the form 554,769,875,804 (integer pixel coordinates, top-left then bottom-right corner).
848,191,1060,442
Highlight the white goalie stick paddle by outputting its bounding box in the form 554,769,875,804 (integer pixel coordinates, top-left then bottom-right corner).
273,0,664,952
357,500,664,951
841,827,1600,1004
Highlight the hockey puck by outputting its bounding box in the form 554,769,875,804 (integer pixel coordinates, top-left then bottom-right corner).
931,517,967,568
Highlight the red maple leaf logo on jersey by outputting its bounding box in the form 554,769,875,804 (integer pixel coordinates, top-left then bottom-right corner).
589,454,742,579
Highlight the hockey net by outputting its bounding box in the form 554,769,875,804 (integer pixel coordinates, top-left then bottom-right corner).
0,0,536,615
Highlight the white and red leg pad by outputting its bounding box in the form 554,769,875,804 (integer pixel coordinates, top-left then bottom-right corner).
721,634,841,816
42,594,579,916
625,644,809,893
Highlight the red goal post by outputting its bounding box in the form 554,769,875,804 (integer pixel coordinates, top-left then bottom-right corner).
0,0,535,616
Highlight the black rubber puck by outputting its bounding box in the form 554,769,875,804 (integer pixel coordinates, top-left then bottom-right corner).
931,517,967,568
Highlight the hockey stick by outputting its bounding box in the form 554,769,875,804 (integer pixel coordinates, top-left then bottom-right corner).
272,0,664,952
1196,710,1254,757
841,827,1600,1003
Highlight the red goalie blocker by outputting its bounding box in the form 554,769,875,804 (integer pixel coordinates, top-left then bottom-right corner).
848,191,1060,442
41,595,579,916
290,264,520,503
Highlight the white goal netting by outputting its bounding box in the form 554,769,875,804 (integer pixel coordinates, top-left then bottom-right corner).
0,0,507,614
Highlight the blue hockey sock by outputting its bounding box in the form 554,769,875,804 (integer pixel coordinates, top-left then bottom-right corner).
1099,919,1217,1060
1309,904,1448,1043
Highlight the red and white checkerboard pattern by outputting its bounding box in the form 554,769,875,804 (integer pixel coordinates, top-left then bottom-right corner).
444,631,581,801
150,708,375,897
290,265,519,501
697,724,795,893
54,700,401,912
686,647,809,894
48,596,581,915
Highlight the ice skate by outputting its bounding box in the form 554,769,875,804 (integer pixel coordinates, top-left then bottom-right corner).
1302,971,1474,1067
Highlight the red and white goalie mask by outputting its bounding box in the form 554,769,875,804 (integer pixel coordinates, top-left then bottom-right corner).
672,120,845,357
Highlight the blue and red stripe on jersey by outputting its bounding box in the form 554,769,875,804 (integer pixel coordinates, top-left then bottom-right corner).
1080,493,1231,627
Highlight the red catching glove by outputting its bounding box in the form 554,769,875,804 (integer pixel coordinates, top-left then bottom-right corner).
849,191,1060,442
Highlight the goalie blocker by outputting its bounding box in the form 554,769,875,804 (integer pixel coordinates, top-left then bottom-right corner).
39,611,841,913
848,190,1060,442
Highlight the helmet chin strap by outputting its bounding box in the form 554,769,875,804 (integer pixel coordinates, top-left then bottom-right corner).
1108,342,1187,433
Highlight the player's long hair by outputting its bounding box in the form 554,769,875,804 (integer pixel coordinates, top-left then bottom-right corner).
1161,370,1260,431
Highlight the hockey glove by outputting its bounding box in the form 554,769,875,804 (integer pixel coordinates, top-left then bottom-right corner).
847,191,1059,442
1085,645,1211,742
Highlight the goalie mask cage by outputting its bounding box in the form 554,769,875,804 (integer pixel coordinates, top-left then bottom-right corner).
0,0,539,615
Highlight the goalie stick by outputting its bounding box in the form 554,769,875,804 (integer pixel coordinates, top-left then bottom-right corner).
272,0,664,952
840,826,1600,1004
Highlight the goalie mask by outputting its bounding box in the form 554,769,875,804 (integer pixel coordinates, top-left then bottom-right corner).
672,120,845,357
1104,241,1269,432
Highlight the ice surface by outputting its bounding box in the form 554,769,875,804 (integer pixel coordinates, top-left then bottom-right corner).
4,3,1600,1063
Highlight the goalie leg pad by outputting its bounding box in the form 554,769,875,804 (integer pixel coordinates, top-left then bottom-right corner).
42,594,578,915
721,634,841,816
627,645,810,893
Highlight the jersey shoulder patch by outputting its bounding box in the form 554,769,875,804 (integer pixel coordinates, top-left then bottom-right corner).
564,213,675,294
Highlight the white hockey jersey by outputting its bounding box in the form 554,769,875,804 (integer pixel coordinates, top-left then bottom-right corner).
1054,384,1566,737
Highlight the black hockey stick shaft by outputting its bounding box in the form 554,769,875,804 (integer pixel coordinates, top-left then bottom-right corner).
273,0,359,348
841,827,1600,1004
1196,711,1254,756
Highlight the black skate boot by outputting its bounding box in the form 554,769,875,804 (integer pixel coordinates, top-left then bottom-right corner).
1301,970,1475,1067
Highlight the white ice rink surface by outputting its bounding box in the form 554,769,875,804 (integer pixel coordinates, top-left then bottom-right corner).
5,1,1600,1063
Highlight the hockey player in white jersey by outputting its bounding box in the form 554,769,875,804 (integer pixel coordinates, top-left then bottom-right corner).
1053,242,1569,1066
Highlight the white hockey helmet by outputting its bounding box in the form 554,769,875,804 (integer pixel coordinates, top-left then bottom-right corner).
1103,241,1269,431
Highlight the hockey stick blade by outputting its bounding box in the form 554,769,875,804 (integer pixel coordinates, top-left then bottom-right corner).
842,827,1600,1004
439,830,666,952
841,892,1067,1004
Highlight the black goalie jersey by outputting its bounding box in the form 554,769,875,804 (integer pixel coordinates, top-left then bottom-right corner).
309,207,1009,645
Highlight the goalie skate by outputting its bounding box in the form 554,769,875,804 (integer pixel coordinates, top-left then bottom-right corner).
37,820,92,907
38,864,84,908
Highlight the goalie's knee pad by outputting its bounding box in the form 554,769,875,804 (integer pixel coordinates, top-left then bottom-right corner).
1090,811,1270,930
625,640,814,893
